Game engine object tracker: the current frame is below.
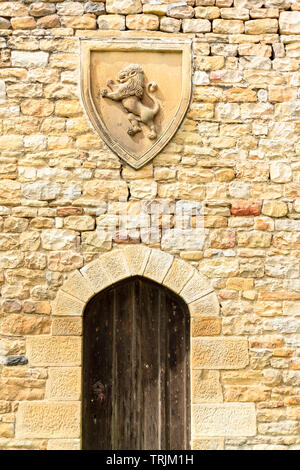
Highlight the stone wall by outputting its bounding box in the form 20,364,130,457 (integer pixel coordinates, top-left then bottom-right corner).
0,0,299,451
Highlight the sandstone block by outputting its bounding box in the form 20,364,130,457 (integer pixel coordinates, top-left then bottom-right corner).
52,290,85,317
56,2,84,16
224,88,257,102
123,245,151,276
64,215,95,231
11,16,36,29
245,18,278,34
192,403,256,436
52,317,82,336
84,3,106,15
97,14,125,30
270,162,292,183
231,200,261,216
29,3,56,17
160,17,181,33
189,293,220,317
46,368,81,401
55,100,82,117
0,2,28,18
192,337,249,369
192,438,224,450
262,201,288,217
163,258,195,294
80,258,112,293
16,402,80,439
126,14,159,31
213,19,244,33
168,6,194,19
195,6,220,19
199,258,239,278
279,11,300,34
106,0,142,15
41,230,77,250
47,439,80,450
62,15,96,29
191,317,222,336
182,19,211,33
11,51,48,68
192,370,223,403
48,252,83,273
26,336,81,366
1,314,50,335
237,231,272,248
143,249,173,284
180,273,214,304
21,99,54,117
61,270,94,303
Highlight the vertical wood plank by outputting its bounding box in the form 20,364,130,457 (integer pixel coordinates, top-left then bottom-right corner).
82,288,114,450
140,279,160,449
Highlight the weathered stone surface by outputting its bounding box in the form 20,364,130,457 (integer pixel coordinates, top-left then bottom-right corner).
126,14,159,30
192,403,256,436
26,337,81,366
46,368,81,401
279,11,300,34
53,290,85,317
97,14,125,30
192,438,224,450
192,370,223,403
16,402,81,439
41,230,77,251
163,258,194,294
47,439,80,450
144,249,173,284
106,0,142,15
191,317,222,336
192,337,249,369
21,99,54,117
1,314,50,335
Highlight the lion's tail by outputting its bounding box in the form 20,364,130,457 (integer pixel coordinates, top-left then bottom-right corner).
145,82,160,116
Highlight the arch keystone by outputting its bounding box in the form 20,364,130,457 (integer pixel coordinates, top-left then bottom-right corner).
99,250,131,283
123,245,151,276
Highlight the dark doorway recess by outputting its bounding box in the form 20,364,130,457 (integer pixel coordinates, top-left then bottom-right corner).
82,276,190,450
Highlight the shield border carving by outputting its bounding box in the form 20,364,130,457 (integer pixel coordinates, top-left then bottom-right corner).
80,39,192,169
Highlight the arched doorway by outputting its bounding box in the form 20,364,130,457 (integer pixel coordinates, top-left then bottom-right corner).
82,276,190,450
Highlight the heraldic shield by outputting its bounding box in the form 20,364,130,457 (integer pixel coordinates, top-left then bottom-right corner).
80,39,192,169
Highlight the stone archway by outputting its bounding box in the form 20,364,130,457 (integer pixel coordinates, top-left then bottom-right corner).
15,246,256,450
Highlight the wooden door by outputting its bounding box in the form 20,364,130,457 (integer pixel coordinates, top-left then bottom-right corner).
82,276,190,450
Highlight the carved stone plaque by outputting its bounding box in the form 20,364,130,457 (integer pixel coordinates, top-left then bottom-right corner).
81,40,192,169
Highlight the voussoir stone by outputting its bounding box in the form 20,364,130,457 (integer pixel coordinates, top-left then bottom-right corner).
180,272,214,304
61,270,95,303
163,258,195,294
144,249,173,283
52,290,85,317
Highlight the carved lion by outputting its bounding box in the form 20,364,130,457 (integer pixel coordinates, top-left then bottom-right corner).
100,64,160,140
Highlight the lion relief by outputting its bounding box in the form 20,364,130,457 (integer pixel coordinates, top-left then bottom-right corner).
100,64,160,140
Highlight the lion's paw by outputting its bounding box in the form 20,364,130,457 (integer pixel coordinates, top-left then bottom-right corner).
101,89,108,97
